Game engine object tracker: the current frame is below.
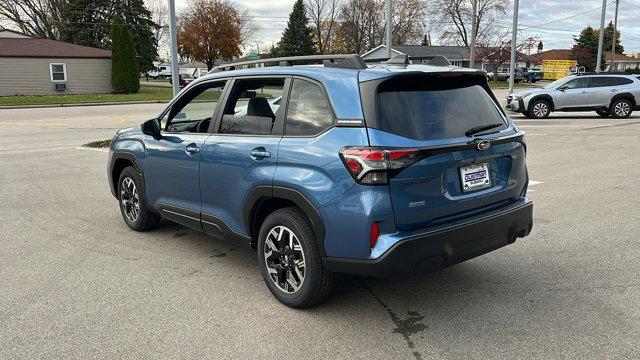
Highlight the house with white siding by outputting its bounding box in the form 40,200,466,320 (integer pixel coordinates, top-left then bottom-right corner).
0,30,113,96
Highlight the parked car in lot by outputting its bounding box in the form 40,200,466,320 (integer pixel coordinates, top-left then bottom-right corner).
506,73,640,118
522,67,543,83
168,74,195,88
496,67,524,82
108,54,533,307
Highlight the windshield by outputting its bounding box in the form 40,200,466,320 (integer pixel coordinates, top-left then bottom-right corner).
543,77,571,89
375,77,507,141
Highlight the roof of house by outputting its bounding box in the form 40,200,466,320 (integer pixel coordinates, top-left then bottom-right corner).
0,38,111,58
530,49,573,62
605,52,640,62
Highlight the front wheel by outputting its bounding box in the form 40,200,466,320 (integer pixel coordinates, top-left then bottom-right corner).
257,207,334,308
611,99,633,118
529,99,551,119
118,166,161,231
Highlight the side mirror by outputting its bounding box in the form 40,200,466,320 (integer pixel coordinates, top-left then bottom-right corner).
141,118,161,138
558,85,568,91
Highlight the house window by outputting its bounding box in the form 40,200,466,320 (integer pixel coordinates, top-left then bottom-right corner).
49,63,67,82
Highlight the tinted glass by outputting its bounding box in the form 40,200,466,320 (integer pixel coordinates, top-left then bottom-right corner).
161,82,225,133
614,77,633,85
589,77,621,87
563,78,589,89
376,78,506,141
219,79,285,135
52,72,65,81
286,79,333,136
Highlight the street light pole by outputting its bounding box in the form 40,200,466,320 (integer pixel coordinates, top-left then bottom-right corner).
508,0,519,95
611,0,620,71
470,0,477,68
168,0,180,96
596,0,607,73
386,0,392,59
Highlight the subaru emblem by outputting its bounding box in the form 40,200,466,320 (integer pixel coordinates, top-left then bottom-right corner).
476,140,491,151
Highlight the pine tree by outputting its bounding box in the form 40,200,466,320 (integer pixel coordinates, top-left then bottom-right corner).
570,26,603,71
599,21,624,55
276,0,316,57
111,21,140,93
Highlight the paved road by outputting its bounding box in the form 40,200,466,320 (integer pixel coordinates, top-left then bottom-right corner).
1,104,639,359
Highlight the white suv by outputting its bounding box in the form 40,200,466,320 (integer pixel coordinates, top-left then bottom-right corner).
506,74,640,118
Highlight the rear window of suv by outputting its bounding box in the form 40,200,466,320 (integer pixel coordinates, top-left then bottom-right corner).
375,76,506,141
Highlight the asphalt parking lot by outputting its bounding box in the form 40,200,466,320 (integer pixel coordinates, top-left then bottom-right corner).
1,101,639,359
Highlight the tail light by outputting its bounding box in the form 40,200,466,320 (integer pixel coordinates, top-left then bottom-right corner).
340,147,424,185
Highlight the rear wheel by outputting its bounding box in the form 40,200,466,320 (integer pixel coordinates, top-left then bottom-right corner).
529,99,551,119
595,108,610,117
257,207,334,308
118,166,160,231
611,98,633,118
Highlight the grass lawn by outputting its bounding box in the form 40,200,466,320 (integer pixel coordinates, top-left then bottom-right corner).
488,81,539,90
0,86,174,107
83,139,112,148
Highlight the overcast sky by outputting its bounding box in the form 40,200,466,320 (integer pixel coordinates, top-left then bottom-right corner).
172,0,640,55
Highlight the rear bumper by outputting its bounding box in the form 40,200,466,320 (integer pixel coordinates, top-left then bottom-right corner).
322,199,533,278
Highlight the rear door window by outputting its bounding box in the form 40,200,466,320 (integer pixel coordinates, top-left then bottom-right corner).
589,77,618,88
375,77,506,141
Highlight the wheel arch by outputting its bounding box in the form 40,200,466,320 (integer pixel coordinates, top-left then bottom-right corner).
244,186,326,255
110,151,144,198
528,94,554,111
610,93,636,108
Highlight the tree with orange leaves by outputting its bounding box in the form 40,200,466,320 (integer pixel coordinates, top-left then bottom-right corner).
177,0,254,70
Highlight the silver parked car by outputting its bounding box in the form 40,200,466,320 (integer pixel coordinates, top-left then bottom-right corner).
506,73,640,118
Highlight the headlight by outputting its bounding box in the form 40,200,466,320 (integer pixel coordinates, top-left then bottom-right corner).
515,93,531,100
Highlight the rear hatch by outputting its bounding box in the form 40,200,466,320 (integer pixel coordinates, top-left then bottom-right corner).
360,72,527,231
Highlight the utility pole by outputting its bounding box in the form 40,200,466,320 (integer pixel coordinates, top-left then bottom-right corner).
611,0,620,71
168,0,180,96
386,0,392,59
508,0,519,95
596,0,607,73
470,0,478,68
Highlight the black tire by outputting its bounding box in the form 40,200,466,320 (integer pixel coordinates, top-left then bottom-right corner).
610,98,633,119
257,207,335,308
595,108,610,117
117,166,161,231
528,99,551,119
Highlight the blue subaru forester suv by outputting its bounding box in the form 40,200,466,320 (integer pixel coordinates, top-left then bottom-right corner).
108,54,533,307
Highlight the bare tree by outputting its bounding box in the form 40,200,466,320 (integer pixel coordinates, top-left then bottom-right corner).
145,0,169,54
337,0,426,54
428,0,509,46
306,0,340,54
0,0,64,38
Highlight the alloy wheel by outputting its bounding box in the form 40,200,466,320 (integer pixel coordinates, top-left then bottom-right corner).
263,225,306,293
120,177,140,223
532,102,549,118
614,101,631,117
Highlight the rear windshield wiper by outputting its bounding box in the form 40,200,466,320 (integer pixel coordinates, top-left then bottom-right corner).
465,123,504,137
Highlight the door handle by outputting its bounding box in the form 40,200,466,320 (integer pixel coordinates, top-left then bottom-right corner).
581,91,588,94
185,143,200,155
250,148,271,158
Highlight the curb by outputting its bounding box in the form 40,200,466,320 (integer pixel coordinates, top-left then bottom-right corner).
0,99,170,110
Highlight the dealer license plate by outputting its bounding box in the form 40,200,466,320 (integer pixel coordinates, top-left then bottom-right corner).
460,162,491,192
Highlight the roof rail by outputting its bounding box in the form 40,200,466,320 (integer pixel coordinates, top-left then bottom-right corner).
208,54,367,73
575,71,633,76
